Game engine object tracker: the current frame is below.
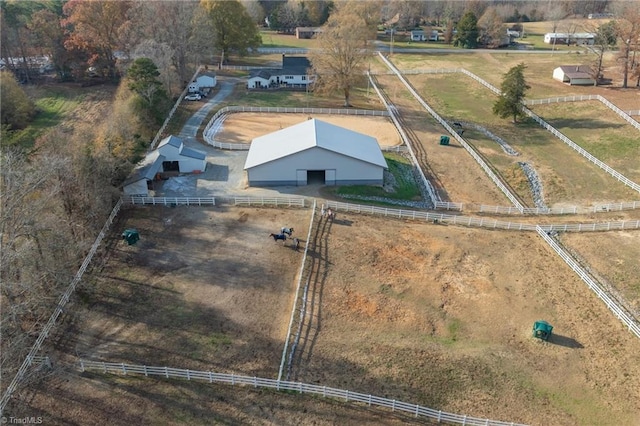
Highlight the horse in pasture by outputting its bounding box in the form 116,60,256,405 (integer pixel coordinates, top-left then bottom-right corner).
326,208,335,221
281,227,294,236
269,233,287,243
293,237,300,251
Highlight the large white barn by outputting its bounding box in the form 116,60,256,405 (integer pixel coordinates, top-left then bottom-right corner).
244,119,388,187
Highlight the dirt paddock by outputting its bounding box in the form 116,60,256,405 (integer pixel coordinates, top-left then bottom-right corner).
214,113,402,146
15,205,640,425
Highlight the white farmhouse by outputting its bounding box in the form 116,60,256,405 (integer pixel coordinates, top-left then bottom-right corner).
244,119,387,187
247,55,313,89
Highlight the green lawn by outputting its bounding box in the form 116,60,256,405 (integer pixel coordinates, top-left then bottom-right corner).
5,86,83,149
260,31,317,49
407,72,640,205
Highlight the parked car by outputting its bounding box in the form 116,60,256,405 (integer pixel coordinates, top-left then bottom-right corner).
184,93,201,101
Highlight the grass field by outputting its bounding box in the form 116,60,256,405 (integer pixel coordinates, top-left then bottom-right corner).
530,101,640,182
404,72,640,207
6,85,87,149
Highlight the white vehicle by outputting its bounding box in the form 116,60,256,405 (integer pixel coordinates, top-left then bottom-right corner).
184,93,202,101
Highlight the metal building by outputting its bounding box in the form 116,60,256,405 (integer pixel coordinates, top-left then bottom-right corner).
244,118,388,187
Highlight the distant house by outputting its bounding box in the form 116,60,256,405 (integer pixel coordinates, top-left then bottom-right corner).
410,30,427,41
123,135,207,196
188,72,217,93
295,27,322,39
247,55,313,89
544,32,595,46
553,65,596,86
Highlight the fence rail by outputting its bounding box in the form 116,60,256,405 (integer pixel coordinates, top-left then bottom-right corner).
411,66,640,195
368,72,439,207
150,66,202,150
0,199,124,413
323,200,640,232
536,227,640,338
525,95,640,131
381,54,525,212
125,196,216,206
78,360,526,426
203,105,389,150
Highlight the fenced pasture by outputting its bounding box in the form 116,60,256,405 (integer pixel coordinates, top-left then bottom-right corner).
61,205,311,378
389,52,640,108
561,231,640,314
402,72,640,207
373,73,512,206
529,101,640,181
292,211,640,426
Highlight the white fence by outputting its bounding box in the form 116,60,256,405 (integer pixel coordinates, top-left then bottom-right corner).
0,199,124,413
150,66,203,150
279,200,317,381
125,196,216,206
323,200,640,232
367,71,439,207
124,196,307,208
203,105,390,150
380,54,526,213
78,360,526,426
400,66,640,196
536,227,640,338
525,95,640,131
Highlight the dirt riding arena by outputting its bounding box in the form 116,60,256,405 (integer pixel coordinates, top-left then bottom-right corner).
16,204,640,425
213,113,402,146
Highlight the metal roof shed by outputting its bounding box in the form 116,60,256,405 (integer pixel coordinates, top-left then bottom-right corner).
244,119,387,187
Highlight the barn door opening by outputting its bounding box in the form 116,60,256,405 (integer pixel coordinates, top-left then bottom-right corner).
307,170,325,185
162,161,179,172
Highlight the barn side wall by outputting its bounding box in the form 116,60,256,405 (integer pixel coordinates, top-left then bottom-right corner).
246,148,384,187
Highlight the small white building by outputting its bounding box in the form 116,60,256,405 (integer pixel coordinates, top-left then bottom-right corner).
553,65,595,85
244,119,387,187
544,32,595,45
188,72,217,93
410,30,427,41
123,135,207,196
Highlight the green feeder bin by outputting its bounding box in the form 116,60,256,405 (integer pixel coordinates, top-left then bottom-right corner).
532,320,553,341
439,135,450,145
122,229,140,245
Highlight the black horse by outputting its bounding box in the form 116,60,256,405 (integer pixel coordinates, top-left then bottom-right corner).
269,233,287,242
281,227,294,236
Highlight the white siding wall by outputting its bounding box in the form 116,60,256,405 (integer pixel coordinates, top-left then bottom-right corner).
552,68,567,82
247,148,383,186
248,77,271,89
178,158,206,173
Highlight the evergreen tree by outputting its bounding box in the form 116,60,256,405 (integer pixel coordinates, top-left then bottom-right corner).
454,11,479,48
492,63,530,123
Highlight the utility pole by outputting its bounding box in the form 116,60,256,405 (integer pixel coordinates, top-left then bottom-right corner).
390,28,394,56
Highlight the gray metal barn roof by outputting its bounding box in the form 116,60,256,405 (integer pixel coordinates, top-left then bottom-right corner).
244,118,387,169
124,150,165,186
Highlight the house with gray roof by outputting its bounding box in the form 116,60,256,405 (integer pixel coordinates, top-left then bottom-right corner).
244,118,387,186
247,55,312,89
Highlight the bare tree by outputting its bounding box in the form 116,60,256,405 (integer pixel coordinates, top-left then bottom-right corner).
585,20,617,85
613,2,640,88
309,1,372,107
478,6,505,48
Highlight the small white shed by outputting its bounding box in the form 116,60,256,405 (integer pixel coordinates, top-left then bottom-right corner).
188,72,217,93
244,119,387,187
553,65,595,86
